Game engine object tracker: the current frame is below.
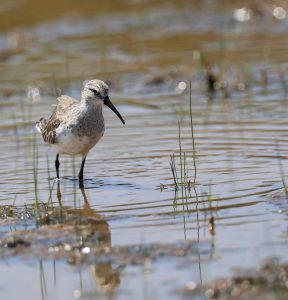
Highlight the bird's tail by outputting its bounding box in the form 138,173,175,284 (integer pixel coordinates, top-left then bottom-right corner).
35,118,47,133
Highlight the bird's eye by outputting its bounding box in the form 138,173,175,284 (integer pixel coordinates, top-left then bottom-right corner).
89,88,101,97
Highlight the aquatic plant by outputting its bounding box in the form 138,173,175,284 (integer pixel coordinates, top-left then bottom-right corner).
189,80,197,184
33,133,39,208
276,142,288,199
170,80,197,188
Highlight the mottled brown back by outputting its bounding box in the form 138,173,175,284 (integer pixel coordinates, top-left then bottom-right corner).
38,95,78,144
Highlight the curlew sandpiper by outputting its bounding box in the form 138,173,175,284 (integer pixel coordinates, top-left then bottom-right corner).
36,79,125,187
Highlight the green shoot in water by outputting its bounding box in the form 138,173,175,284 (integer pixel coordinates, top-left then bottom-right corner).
169,80,197,188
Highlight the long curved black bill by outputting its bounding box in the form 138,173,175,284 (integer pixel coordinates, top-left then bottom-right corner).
104,96,125,125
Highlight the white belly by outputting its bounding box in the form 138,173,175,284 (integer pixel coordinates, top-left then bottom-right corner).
56,131,103,155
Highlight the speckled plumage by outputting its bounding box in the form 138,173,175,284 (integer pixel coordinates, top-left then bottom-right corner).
36,79,125,187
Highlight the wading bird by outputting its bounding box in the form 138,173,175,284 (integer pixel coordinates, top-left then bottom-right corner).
36,79,125,187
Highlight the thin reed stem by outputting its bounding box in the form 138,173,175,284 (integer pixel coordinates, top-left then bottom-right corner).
189,80,197,184
172,154,179,185
276,142,288,199
170,155,177,186
183,152,187,186
178,121,183,185
33,134,39,208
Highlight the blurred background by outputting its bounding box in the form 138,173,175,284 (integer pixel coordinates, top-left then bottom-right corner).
1,0,288,97
1,1,288,299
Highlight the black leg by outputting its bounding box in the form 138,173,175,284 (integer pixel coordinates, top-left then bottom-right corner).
55,153,60,179
78,156,86,188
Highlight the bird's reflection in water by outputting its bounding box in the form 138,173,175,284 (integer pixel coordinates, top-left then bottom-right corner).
56,182,120,291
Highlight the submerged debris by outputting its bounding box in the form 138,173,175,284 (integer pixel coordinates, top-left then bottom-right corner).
5,238,31,249
180,259,288,300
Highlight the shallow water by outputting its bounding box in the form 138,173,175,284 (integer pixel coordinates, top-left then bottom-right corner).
1,0,288,299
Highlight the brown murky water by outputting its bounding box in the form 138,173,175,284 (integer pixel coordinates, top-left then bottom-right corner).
1,1,288,299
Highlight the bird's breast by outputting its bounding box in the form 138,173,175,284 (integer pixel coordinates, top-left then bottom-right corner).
56,130,104,155
55,110,105,155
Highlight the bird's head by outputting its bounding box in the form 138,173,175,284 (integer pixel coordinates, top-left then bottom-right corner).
83,79,125,125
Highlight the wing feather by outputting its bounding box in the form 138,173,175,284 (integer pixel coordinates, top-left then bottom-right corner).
40,95,79,144
54,95,79,119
